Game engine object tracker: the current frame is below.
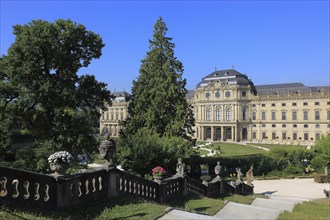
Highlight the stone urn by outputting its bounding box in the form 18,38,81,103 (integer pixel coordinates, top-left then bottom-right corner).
49,162,69,176
99,134,116,168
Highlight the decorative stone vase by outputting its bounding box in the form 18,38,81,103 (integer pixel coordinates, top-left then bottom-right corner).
50,162,69,176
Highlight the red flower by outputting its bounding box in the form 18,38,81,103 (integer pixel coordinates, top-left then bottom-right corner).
152,166,166,176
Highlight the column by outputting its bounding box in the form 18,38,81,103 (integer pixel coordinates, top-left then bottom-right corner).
232,126,235,141
221,126,225,142
211,126,214,141
201,126,204,140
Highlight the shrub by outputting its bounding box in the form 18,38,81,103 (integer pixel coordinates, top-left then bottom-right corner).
314,173,330,183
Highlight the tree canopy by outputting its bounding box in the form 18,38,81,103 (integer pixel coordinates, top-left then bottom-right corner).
123,17,194,140
1,19,112,155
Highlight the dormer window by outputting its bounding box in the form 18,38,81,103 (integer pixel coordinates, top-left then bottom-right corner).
242,91,247,97
215,91,221,98
205,92,210,99
225,91,231,97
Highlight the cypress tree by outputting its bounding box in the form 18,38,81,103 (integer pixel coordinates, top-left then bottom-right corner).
123,17,194,140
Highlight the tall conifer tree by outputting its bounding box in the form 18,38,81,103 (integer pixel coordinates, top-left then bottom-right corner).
123,17,194,140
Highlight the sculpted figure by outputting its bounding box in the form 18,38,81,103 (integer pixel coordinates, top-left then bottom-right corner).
235,167,243,184
246,166,254,187
176,158,186,177
99,134,116,167
214,161,222,176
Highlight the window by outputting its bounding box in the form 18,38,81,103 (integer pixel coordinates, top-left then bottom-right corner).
282,111,286,120
226,109,231,121
327,111,330,120
205,92,210,99
293,124,297,128
282,124,286,128
304,124,308,128
272,132,276,140
252,132,256,139
242,108,248,121
293,133,297,140
262,112,266,120
252,111,256,120
315,102,320,106
111,113,114,120
272,124,276,128
205,109,211,121
262,132,266,139
216,109,221,121
292,103,297,106
116,113,118,120
271,103,275,107
316,133,321,140
304,133,309,140
121,113,124,121
271,112,276,120
315,111,320,120
242,91,247,97
215,91,220,98
292,111,297,120
315,124,320,128
253,124,256,127
225,91,231,97
106,114,109,120
262,104,266,107
262,124,266,127
303,102,308,106
328,102,330,105
252,104,256,107
303,111,308,120
282,103,286,107
282,132,286,140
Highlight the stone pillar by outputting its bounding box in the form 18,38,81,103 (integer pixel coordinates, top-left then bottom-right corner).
232,126,235,141
221,126,225,142
201,126,204,141
211,126,214,141
108,168,119,198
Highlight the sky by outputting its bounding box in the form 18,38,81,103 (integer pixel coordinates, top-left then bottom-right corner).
1,0,329,92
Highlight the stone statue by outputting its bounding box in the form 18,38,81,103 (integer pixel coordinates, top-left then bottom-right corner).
175,158,186,177
99,134,116,168
246,166,254,187
235,167,243,185
214,161,222,176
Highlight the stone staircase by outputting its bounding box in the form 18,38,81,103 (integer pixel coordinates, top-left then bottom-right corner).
159,195,309,220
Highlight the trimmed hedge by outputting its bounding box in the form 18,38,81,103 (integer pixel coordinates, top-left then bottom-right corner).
314,174,330,183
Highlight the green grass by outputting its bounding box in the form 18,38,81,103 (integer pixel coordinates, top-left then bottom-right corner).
277,198,330,220
195,148,210,156
248,143,305,150
0,197,167,220
0,194,266,219
208,143,267,157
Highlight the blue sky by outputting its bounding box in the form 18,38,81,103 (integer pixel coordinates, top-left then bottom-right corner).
1,1,329,92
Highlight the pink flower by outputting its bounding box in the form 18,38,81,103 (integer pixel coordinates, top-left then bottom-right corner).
152,166,166,176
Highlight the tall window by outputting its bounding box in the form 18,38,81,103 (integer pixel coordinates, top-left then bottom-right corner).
282,132,286,140
205,92,210,99
205,109,211,121
226,109,231,121
272,132,276,140
252,111,256,120
106,114,109,120
292,111,297,120
252,132,256,139
304,133,309,140
293,133,297,140
262,132,266,139
328,111,330,120
242,108,248,121
216,109,221,121
316,133,321,140
262,112,266,121
111,113,114,120
121,113,124,121
271,111,276,120
282,111,286,120
315,111,320,120
303,111,308,120
116,113,118,120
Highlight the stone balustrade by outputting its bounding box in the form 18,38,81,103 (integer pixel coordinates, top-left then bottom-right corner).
0,165,253,210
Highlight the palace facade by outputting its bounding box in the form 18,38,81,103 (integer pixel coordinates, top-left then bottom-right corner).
100,69,330,144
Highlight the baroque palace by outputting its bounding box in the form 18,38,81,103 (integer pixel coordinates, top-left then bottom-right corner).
100,69,330,145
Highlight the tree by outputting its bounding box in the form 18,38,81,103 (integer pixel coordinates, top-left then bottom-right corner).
1,19,112,155
122,17,194,140
311,135,330,173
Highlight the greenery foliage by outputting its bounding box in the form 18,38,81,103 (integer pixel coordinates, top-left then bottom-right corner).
310,135,330,173
0,19,112,159
122,17,194,140
117,128,194,176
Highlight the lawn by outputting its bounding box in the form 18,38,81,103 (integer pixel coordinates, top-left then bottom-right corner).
248,143,305,150
0,194,266,219
195,148,210,156
207,143,267,157
277,198,330,220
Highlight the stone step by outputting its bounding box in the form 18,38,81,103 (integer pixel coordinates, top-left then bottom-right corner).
251,197,296,212
269,195,310,204
215,202,280,220
158,209,216,219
